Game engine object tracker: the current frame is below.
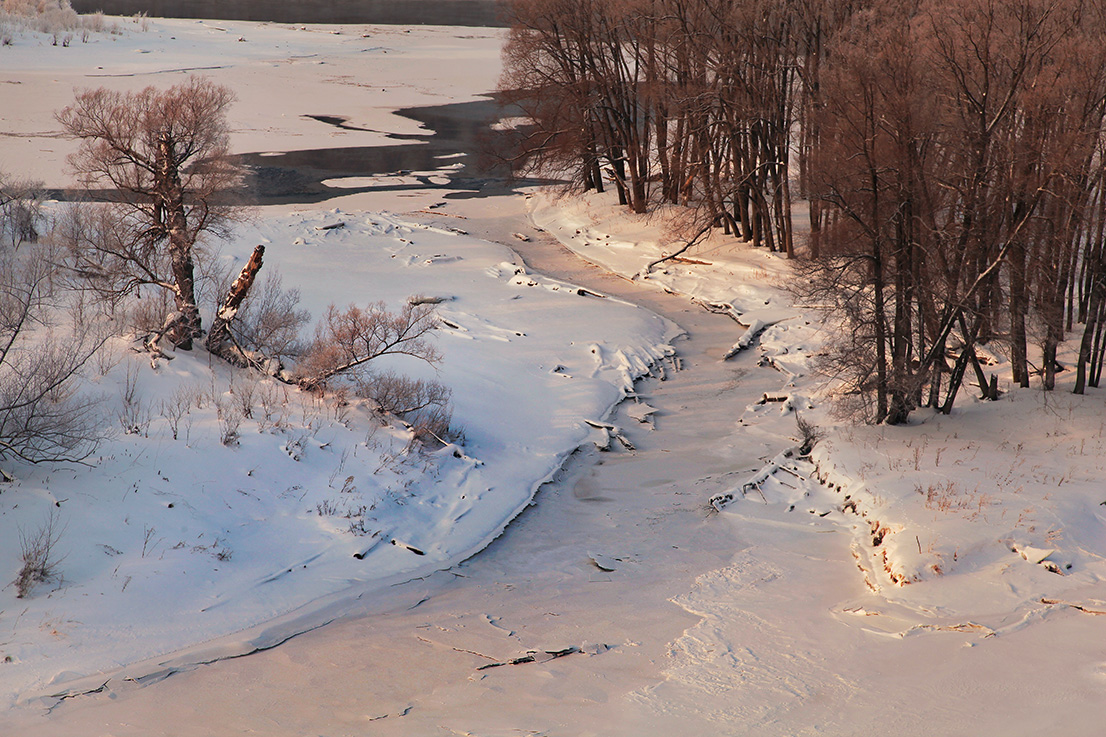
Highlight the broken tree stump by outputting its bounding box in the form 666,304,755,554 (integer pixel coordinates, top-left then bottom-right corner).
206,244,265,368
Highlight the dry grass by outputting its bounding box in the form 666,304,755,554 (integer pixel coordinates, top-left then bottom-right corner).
15,510,64,598
916,480,993,518
0,0,120,37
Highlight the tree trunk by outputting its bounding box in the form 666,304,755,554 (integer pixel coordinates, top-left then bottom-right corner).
158,134,202,350
1009,239,1030,387
206,245,265,368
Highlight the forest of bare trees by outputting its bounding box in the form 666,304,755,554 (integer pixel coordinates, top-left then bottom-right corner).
500,0,1106,423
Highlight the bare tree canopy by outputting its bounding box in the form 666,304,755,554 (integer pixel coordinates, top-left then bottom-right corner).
500,0,815,253
56,76,241,350
504,0,1106,422
803,0,1106,422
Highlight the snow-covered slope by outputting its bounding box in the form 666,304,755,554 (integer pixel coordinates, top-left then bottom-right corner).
0,204,677,708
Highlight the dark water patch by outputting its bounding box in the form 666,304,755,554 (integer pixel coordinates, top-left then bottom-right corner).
239,144,460,202
71,0,505,28
300,115,425,140
236,96,542,205
46,95,548,206
303,115,375,133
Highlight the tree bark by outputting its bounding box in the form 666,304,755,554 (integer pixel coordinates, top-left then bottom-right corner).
206,245,265,368
157,134,202,350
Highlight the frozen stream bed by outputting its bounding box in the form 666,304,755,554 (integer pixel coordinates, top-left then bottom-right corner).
10,189,1106,737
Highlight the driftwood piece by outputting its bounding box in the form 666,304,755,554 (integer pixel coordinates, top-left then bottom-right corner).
476,646,583,671
390,538,426,556
584,419,635,451
138,315,178,363
1041,598,1106,615
723,319,766,360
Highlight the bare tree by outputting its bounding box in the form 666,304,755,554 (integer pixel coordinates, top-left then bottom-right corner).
0,239,105,472
56,76,242,351
294,301,440,390
0,172,45,248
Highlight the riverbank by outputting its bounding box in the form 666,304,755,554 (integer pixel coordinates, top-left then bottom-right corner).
18,177,1106,737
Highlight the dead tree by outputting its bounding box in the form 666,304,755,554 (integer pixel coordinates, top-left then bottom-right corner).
205,245,266,369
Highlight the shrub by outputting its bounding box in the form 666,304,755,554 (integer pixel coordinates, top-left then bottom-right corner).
225,269,310,363
294,301,440,390
357,371,454,442
15,510,64,598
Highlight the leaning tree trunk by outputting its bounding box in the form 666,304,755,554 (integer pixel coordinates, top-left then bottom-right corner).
206,245,265,368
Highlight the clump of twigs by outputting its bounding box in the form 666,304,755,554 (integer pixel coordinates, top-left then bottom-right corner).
15,510,65,598
795,413,824,456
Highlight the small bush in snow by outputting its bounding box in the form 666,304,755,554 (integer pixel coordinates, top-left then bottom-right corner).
357,371,457,443
216,399,242,446
227,374,256,420
795,413,824,456
15,510,64,598
256,382,290,431
116,361,149,435
157,387,192,441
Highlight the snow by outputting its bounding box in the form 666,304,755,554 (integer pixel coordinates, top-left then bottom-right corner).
3,10,1106,735
531,183,1106,624
0,204,676,709
0,18,677,710
529,189,798,328
527,185,1106,730
0,18,502,189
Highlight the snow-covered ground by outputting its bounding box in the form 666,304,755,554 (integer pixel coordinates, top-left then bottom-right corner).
4,11,1106,735
0,18,678,710
0,205,676,709
535,187,1106,635
529,188,1106,731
